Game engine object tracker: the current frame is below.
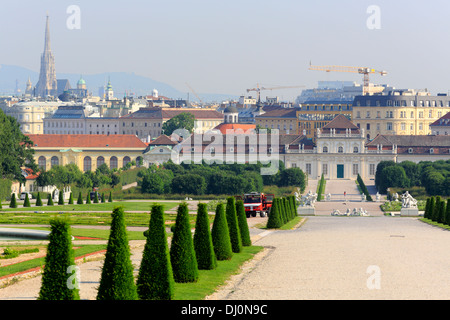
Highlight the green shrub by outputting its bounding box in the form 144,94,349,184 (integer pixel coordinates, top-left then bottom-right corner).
47,194,54,206
445,199,450,226
170,203,199,283
68,192,73,205
86,193,91,205
23,193,31,207
38,218,79,300
424,198,431,219
225,197,242,253
236,200,251,246
193,203,217,270
94,192,99,204
109,191,113,203
211,203,233,260
77,192,83,205
101,193,105,203
9,193,17,208
58,190,64,205
266,198,282,229
137,204,174,300
97,206,138,300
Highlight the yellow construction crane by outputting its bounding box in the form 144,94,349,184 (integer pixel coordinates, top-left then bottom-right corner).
185,82,203,105
247,83,305,103
308,63,387,95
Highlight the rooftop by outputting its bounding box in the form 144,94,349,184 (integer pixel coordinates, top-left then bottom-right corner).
27,134,148,149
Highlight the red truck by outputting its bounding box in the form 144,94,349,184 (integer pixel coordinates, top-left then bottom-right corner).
242,192,274,218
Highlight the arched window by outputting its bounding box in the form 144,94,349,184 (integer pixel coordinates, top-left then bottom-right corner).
97,156,105,168
123,156,131,167
51,156,59,168
110,156,118,170
338,146,344,153
83,156,92,172
323,146,328,153
353,146,359,153
38,156,46,170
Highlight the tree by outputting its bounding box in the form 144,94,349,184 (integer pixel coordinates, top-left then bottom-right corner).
432,196,441,222
97,206,138,300
86,193,91,204
428,197,435,221
101,193,105,203
437,199,446,224
278,167,306,190
23,193,31,207
93,192,99,204
375,161,396,192
0,109,37,183
225,197,242,253
162,112,195,136
267,198,282,229
58,190,64,205
9,193,16,208
377,166,408,194
140,172,165,194
424,198,431,219
47,193,54,206
193,203,217,270
77,192,83,205
68,192,73,205
171,174,206,195
236,200,251,246
211,203,233,260
445,198,450,226
108,191,113,203
137,204,174,300
36,192,43,207
38,218,79,300
170,203,199,283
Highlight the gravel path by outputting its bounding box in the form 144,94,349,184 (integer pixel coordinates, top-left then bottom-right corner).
220,216,450,300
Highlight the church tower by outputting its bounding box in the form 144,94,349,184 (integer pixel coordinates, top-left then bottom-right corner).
35,15,57,97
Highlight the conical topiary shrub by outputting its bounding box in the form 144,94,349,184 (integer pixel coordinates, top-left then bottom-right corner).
437,199,446,224
432,196,441,222
193,203,216,270
47,193,54,206
211,203,233,261
170,202,199,283
68,192,73,205
266,198,282,228
424,197,431,219
58,190,64,205
137,204,174,300
9,193,17,208
101,193,105,203
77,192,83,205
109,191,113,203
97,206,138,300
86,193,91,205
23,193,31,207
428,197,435,221
38,218,80,300
94,192,99,204
236,200,251,246
445,198,450,226
225,197,242,253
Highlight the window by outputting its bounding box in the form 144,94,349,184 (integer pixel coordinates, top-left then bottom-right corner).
338,146,343,153
123,156,131,167
305,163,312,175
51,156,59,168
401,122,406,131
97,156,105,167
323,146,328,153
110,156,118,169
369,164,376,176
366,123,370,130
83,156,91,171
353,146,359,153
386,122,393,131
38,156,46,170
352,163,359,175
322,163,328,175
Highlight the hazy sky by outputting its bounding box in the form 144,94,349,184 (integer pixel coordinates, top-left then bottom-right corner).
1,0,450,100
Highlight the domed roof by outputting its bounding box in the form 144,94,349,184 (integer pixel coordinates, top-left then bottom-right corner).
77,76,86,85
223,105,238,113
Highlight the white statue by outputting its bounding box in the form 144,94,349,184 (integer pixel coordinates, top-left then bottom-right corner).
326,193,331,201
401,191,417,208
376,192,380,202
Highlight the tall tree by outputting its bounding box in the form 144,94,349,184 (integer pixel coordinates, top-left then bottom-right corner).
97,206,138,300
236,200,251,246
225,197,242,253
137,204,174,300
162,112,195,136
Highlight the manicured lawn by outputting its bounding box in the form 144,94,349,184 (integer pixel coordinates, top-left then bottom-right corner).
173,246,263,300
1,201,180,213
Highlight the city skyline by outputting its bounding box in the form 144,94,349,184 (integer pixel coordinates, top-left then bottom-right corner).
2,0,450,100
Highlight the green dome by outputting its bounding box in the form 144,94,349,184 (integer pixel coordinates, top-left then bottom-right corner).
77,76,86,85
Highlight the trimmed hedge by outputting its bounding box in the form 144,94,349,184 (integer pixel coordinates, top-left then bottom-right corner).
193,203,217,270
97,206,138,300
236,200,251,246
170,203,199,283
38,218,79,300
211,203,233,260
137,204,174,300
225,197,242,253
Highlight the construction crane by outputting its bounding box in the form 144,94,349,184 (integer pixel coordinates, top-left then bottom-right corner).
247,83,305,103
308,63,387,95
185,82,203,106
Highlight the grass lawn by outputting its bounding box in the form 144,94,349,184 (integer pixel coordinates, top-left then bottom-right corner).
1,201,180,213
173,246,263,300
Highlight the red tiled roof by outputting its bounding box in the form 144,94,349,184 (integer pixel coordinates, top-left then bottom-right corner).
149,134,179,145
27,134,148,149
213,123,256,134
430,112,450,126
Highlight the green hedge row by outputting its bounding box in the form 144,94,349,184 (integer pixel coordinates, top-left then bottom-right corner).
357,174,373,201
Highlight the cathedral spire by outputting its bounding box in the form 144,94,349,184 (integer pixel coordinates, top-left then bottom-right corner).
44,14,51,53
